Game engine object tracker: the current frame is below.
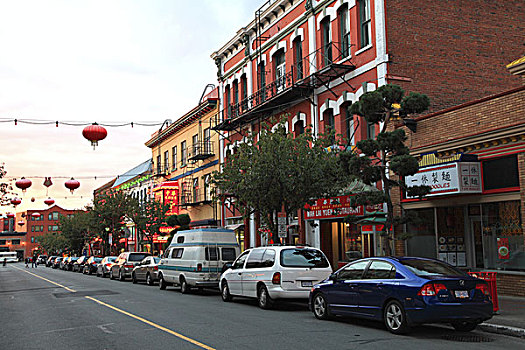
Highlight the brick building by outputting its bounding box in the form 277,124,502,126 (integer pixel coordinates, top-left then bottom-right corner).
0,216,26,260
210,0,523,267
393,59,525,296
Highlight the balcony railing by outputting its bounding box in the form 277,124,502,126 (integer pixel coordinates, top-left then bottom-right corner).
153,163,170,177
214,42,355,130
180,187,212,206
188,141,215,161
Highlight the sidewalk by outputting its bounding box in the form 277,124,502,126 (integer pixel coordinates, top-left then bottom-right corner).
479,295,525,338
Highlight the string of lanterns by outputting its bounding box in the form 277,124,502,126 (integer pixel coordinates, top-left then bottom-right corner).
8,176,82,208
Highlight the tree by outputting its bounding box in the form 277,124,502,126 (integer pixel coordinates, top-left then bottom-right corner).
38,232,68,255
57,211,91,255
128,198,170,253
89,192,136,255
213,120,353,243
0,163,17,206
163,213,191,250
344,84,431,255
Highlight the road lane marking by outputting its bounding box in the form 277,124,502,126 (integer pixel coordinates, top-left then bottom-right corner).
12,265,215,350
85,296,215,350
12,266,77,292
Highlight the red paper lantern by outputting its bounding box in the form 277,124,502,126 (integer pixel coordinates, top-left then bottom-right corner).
17,220,24,226
31,197,35,202
15,177,32,192
65,178,80,194
6,213,15,218
82,123,107,149
44,198,55,206
10,198,21,206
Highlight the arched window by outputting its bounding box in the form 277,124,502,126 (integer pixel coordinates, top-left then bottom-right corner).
293,38,303,80
273,49,286,92
338,4,350,58
321,17,332,66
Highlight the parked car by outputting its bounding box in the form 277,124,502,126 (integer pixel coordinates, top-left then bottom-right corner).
158,228,240,293
97,256,117,277
309,257,493,334
60,257,70,270
53,257,63,269
220,246,332,309
132,256,161,285
110,252,151,281
83,256,103,275
66,257,79,271
73,256,88,272
46,256,58,267
37,255,48,265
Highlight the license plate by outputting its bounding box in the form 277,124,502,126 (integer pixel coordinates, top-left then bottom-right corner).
454,290,469,299
301,281,313,287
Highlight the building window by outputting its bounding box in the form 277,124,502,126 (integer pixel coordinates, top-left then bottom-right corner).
294,120,305,137
192,134,199,157
31,226,35,232
181,141,187,167
11,239,20,245
172,146,177,170
338,4,350,58
156,155,161,174
321,17,332,66
406,208,437,259
0,239,6,245
344,105,355,145
293,38,303,80
204,174,212,201
53,212,59,220
324,109,335,144
257,61,266,103
31,237,34,243
164,150,169,172
274,49,286,92
193,178,199,203
482,155,519,191
225,85,231,118
203,128,211,154
358,0,371,48
367,122,375,139
233,79,239,116
48,213,52,221
241,74,248,111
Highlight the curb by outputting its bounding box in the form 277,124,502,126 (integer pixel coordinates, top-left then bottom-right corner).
479,323,525,338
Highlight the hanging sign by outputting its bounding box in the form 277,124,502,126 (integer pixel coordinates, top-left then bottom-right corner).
497,238,510,259
277,212,287,238
305,195,363,220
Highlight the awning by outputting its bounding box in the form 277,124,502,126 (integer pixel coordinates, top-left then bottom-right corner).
153,181,179,192
226,224,244,231
355,216,387,225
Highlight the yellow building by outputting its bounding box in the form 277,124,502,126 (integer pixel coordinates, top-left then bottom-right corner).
145,88,220,227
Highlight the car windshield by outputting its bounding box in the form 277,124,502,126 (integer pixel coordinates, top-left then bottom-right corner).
152,257,160,264
108,257,116,262
129,253,150,262
280,248,329,268
401,259,467,277
94,258,103,262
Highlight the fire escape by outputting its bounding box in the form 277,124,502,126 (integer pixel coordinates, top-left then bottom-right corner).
212,0,357,133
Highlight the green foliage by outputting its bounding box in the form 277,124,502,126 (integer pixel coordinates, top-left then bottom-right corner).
128,197,170,249
401,92,430,114
57,211,91,255
166,215,180,227
163,213,191,250
390,154,420,176
377,84,404,105
213,120,354,242
405,184,432,198
37,232,68,255
376,129,409,155
356,139,379,156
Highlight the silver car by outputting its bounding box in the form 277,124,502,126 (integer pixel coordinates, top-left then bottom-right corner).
132,257,161,285
96,256,117,277
110,252,151,281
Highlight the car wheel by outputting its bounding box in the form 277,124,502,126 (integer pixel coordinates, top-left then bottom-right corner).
109,270,115,280
132,272,137,284
257,285,274,310
96,270,101,277
452,321,478,332
384,300,410,334
313,293,331,320
221,281,232,302
180,278,190,294
119,270,125,281
146,273,154,286
159,274,167,290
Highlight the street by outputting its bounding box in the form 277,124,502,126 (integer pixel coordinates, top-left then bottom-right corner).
1,263,523,350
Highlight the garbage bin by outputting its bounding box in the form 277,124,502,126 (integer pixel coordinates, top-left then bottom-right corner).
468,271,499,313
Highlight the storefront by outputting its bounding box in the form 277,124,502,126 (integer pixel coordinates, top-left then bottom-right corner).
305,195,387,268
403,153,523,273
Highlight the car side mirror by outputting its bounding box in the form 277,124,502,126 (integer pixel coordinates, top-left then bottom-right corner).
329,273,337,281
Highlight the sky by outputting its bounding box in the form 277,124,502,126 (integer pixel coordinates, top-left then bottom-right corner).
0,0,261,215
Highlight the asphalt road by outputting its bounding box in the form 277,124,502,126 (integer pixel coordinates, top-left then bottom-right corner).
1,262,523,350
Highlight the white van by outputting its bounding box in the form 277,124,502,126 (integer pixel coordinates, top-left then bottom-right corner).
158,227,240,293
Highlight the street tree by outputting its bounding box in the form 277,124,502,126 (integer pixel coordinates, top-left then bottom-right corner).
0,163,17,206
213,120,353,244
38,232,68,255
57,211,91,255
163,213,191,250
128,198,170,254
90,192,136,255
344,84,431,254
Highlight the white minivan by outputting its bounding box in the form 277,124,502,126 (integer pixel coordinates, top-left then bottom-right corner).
220,246,332,309
158,227,240,293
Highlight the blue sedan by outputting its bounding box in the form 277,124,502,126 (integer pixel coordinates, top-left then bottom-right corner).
309,257,493,334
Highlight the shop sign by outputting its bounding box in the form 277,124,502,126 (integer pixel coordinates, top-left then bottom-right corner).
153,234,170,244
497,238,510,259
305,195,363,220
153,181,179,216
405,162,481,198
159,226,176,234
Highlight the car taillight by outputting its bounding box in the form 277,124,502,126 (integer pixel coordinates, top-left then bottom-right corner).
418,283,448,296
124,264,134,269
153,266,158,271
197,263,202,272
272,272,281,285
476,283,491,297
106,263,112,267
